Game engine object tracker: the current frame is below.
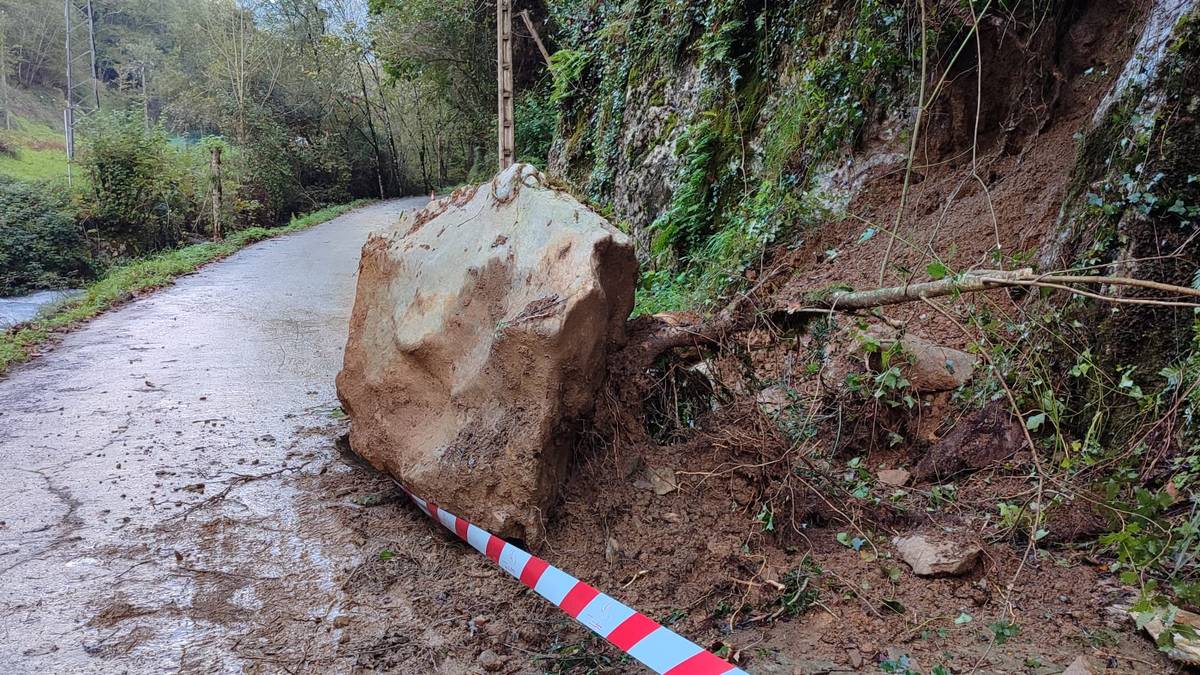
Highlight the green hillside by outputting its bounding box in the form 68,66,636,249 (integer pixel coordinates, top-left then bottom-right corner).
0,119,68,182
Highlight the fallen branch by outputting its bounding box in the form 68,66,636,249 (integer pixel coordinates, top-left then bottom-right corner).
780,268,1200,313
603,266,1200,446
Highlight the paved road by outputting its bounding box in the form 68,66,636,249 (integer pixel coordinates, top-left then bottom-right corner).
0,198,425,672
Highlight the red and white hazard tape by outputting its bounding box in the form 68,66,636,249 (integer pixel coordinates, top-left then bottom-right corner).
398,487,749,674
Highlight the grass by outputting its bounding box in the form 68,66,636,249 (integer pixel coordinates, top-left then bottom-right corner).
0,119,70,182
0,199,372,374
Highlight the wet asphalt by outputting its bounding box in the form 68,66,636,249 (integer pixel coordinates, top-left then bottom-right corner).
0,198,425,672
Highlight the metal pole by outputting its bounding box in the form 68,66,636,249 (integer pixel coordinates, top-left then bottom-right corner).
64,108,72,187
85,0,99,110
64,0,74,181
496,0,514,170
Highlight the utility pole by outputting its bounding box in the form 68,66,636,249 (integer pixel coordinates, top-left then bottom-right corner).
63,0,100,185
64,0,73,186
496,0,514,170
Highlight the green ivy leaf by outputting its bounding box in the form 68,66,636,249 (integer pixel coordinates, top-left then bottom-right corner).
927,261,947,280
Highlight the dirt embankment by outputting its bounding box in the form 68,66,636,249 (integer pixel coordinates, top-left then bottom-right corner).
406,2,1181,672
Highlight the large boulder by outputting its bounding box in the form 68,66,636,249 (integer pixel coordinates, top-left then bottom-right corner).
336,164,637,542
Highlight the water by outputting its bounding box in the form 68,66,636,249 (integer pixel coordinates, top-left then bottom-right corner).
0,288,83,328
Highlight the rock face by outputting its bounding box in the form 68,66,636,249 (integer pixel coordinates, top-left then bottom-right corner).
336,164,637,542
893,533,982,577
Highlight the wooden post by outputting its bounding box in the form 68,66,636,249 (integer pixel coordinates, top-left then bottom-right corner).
518,10,552,67
210,145,223,241
496,0,514,170
141,64,148,130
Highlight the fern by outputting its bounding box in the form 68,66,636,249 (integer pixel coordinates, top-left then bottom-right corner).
549,49,594,105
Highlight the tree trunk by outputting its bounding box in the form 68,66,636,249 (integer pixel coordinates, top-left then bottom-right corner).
368,62,403,195
356,59,386,199
778,269,1200,313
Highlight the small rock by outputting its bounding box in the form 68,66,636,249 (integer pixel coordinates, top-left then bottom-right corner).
913,400,1024,481
662,512,682,524
634,466,678,496
1062,655,1094,674
884,647,921,674
476,649,503,672
846,648,863,669
893,533,981,577
332,615,350,628
891,333,977,393
756,385,790,415
1134,607,1200,664
877,468,910,486
605,537,620,564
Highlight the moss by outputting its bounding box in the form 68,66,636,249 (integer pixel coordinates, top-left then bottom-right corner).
803,283,855,304
648,77,670,107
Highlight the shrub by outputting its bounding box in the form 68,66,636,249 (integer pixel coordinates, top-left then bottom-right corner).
0,177,94,294
77,111,185,253
515,87,556,168
232,113,351,226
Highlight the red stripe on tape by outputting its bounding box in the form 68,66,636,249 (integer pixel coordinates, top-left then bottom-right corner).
427,502,439,520
454,516,469,541
559,581,600,618
665,650,736,675
607,612,660,651
485,534,506,563
519,555,549,589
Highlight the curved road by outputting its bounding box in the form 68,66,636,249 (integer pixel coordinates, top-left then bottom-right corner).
0,199,430,672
